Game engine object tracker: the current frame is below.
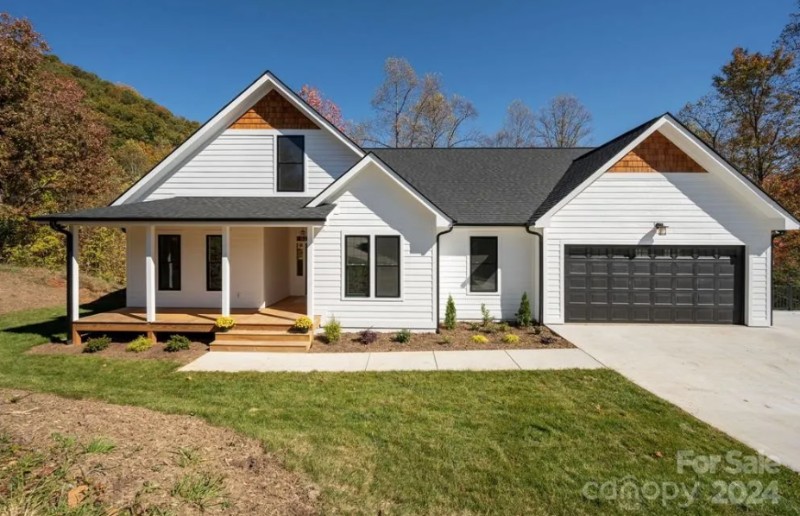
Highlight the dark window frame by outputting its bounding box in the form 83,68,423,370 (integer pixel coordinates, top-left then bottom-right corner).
344,235,370,298
469,236,498,293
276,135,305,192
157,234,181,291
206,235,222,292
375,235,401,298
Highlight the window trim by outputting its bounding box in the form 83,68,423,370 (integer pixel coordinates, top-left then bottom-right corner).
344,235,371,298
468,235,499,294
375,235,401,299
157,234,182,291
276,134,305,193
206,234,222,292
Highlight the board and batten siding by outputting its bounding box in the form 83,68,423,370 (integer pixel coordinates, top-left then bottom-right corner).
127,226,265,309
541,172,775,326
438,227,538,322
143,129,359,200
311,166,438,330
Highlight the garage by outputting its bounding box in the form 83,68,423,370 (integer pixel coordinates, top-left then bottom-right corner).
564,245,744,324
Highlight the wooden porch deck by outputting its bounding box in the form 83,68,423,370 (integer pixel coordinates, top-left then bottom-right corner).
72,296,317,352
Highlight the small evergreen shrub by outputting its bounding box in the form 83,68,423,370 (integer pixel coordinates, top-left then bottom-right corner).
359,328,378,345
126,335,153,353
471,334,489,344
165,334,191,352
467,322,481,331
497,322,510,333
481,323,498,334
293,316,314,333
323,317,342,343
444,295,457,330
516,292,533,327
83,335,111,353
394,329,412,344
532,325,543,336
502,333,520,344
439,336,453,345
480,304,493,326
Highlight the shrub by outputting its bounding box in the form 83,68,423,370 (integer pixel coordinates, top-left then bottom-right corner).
516,292,533,327
165,334,191,352
439,336,453,345
471,334,489,344
480,304,493,326
502,333,520,344
214,316,235,331
540,335,555,345
394,329,412,344
126,335,153,353
293,315,314,333
359,328,378,345
444,295,457,330
481,323,498,334
532,325,543,336
497,322,510,332
83,335,111,353
323,317,342,343
467,322,481,331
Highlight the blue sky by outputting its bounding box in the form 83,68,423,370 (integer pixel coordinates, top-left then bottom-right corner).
5,0,796,142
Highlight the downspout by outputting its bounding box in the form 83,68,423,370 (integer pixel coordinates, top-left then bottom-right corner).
49,221,75,342
435,224,455,333
525,226,544,325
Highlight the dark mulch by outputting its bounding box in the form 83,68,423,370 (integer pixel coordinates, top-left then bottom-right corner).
311,323,572,353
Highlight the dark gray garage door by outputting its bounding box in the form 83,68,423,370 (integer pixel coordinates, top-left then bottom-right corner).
565,245,744,324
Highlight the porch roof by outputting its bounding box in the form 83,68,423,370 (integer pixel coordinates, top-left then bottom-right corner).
32,196,335,224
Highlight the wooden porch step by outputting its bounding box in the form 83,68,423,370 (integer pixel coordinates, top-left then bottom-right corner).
217,329,311,342
210,339,311,352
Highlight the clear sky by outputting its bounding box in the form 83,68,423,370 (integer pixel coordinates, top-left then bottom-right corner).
5,0,796,143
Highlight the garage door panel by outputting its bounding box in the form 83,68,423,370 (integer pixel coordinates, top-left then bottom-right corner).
565,245,743,324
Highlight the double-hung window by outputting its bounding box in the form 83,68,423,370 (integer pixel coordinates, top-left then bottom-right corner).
344,235,401,298
158,235,181,291
345,236,370,297
277,135,304,192
469,236,498,293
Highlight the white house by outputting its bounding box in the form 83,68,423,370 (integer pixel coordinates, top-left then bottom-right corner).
36,71,800,349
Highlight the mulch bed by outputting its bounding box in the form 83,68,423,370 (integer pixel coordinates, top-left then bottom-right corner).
0,389,318,514
27,335,209,365
311,323,573,353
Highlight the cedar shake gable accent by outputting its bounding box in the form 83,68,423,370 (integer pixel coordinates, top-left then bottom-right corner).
230,90,319,130
608,131,706,173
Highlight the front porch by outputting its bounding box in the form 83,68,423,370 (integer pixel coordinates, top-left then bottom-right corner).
72,296,319,352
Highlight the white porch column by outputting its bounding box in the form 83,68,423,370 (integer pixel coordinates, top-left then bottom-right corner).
221,226,231,316
145,225,156,322
69,225,80,322
306,225,314,318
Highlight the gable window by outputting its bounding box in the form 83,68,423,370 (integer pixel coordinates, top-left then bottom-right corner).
375,236,400,298
345,236,370,297
277,135,305,192
470,236,498,293
206,235,222,291
158,235,181,291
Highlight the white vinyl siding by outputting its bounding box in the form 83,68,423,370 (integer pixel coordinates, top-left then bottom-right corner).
144,129,358,200
312,165,437,330
439,227,537,321
541,172,775,326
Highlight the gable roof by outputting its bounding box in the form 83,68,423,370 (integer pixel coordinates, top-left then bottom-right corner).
112,71,364,205
369,147,589,225
32,197,334,224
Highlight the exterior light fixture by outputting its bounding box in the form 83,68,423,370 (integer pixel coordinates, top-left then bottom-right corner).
654,222,668,236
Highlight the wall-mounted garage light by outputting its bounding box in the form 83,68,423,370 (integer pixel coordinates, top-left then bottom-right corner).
654,222,669,236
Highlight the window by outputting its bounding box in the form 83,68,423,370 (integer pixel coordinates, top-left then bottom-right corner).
375,236,400,298
469,236,498,293
206,235,222,291
277,135,304,192
158,235,181,291
345,236,370,297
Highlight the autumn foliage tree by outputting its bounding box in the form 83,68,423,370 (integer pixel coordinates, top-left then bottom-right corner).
299,84,348,133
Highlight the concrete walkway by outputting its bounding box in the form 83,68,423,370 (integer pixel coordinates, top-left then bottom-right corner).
179,348,603,373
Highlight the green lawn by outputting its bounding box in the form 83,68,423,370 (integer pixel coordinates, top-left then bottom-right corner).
1,304,799,514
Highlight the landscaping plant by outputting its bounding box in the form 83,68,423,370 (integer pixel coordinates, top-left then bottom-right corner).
126,335,153,353
164,334,191,352
480,304,493,326
323,317,342,343
83,335,111,353
471,334,489,344
516,292,533,327
293,316,314,333
359,328,378,345
502,334,520,344
444,295,457,330
394,329,412,344
214,316,236,331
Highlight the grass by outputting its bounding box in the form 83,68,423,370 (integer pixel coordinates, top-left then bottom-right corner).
84,437,116,454
1,305,800,514
171,472,228,510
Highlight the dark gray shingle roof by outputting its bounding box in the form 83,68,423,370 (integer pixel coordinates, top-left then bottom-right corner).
369,147,590,225
33,197,334,223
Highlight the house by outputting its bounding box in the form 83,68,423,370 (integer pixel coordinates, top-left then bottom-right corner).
35,71,800,350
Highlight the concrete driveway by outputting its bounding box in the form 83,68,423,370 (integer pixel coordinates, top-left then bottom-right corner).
555,312,800,472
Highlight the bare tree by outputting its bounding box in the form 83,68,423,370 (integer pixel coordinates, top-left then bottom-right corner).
368,57,418,147
533,95,592,147
484,100,537,147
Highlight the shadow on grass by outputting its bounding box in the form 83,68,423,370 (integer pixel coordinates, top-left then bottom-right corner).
4,289,126,343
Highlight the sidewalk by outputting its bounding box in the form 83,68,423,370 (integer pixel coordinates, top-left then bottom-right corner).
178,348,604,373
